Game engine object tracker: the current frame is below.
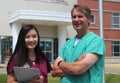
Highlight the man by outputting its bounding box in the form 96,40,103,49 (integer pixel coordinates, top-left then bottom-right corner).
52,4,106,83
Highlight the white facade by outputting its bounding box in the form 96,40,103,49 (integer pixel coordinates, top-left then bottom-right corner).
0,0,77,36
0,0,77,63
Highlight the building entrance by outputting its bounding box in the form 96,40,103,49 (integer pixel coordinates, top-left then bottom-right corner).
40,38,53,63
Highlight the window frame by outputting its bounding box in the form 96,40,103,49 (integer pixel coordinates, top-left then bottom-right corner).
90,15,95,24
111,13,120,29
112,41,120,56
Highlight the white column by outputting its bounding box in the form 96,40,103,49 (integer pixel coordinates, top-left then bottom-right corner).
11,22,22,52
0,37,1,63
57,26,67,51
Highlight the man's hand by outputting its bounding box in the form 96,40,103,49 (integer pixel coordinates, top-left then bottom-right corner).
51,56,66,77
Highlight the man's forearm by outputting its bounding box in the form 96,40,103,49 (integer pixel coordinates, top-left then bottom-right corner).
58,54,98,75
58,61,84,75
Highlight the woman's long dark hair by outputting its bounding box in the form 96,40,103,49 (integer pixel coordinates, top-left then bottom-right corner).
7,24,51,72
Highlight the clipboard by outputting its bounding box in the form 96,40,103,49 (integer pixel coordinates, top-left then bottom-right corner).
14,67,40,82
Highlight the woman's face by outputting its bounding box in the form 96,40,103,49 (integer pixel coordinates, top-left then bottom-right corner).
25,29,38,50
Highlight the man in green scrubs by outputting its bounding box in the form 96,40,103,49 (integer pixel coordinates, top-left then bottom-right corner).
52,4,106,83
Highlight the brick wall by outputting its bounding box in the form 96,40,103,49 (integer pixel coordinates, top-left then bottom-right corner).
78,0,120,56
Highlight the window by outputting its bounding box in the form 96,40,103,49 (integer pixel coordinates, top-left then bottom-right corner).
112,13,120,28
90,15,95,24
53,38,58,60
0,36,12,63
40,38,58,63
40,38,53,62
112,41,120,56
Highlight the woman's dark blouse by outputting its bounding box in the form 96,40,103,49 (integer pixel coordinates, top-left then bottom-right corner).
7,55,49,83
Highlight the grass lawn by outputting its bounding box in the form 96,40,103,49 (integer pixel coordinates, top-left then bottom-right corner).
105,74,120,83
0,73,60,83
0,73,120,83
0,74,7,83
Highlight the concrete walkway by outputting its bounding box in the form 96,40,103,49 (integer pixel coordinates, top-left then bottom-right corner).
0,64,7,74
0,63,120,74
105,64,120,74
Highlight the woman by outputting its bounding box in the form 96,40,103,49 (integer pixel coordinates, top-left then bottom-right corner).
7,24,51,83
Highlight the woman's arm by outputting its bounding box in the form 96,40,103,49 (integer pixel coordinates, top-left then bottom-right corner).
29,76,44,83
7,74,18,83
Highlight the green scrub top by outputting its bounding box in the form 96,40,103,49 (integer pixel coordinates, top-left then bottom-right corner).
59,32,106,83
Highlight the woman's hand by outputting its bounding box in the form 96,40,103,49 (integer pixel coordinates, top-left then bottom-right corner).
30,76,44,83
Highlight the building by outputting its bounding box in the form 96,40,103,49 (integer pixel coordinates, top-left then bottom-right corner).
78,0,120,58
0,0,77,64
0,0,120,64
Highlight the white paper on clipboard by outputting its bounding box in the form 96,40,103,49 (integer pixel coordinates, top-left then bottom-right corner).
14,67,40,82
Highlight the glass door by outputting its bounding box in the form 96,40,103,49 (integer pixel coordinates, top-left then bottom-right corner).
40,38,53,63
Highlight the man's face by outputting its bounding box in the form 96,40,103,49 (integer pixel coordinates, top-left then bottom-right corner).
72,9,90,32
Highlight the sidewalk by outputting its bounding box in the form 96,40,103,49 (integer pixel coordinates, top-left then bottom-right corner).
105,64,120,68
0,63,120,74
0,64,7,74
105,63,120,74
